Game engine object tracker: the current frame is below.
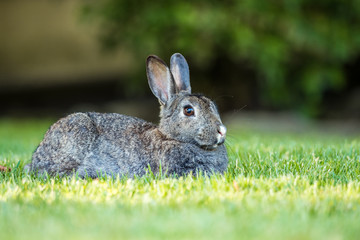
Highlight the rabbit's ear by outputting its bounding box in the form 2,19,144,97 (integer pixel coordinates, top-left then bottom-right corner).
147,55,177,105
170,53,191,93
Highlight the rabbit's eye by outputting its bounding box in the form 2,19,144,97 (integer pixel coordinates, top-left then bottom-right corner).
183,106,195,116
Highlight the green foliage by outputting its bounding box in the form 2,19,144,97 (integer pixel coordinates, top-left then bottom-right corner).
1,119,360,239
82,0,360,115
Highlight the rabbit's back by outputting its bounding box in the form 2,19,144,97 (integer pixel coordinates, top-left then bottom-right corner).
30,112,156,177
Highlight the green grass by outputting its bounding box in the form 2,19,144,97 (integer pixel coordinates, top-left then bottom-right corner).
0,118,359,240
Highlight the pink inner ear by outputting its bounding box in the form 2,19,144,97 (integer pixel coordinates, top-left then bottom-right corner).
149,61,171,101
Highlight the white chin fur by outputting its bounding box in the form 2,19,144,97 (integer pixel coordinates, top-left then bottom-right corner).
217,134,222,143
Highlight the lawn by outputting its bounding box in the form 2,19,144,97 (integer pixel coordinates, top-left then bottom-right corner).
0,118,359,240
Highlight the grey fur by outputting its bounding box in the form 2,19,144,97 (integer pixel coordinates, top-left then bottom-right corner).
27,53,228,178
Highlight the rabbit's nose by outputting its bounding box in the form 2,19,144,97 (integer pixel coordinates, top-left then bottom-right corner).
216,124,227,145
217,124,227,137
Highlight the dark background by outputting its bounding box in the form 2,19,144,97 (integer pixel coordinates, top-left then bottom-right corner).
1,0,359,123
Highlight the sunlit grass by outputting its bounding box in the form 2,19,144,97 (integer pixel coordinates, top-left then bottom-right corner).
0,118,359,239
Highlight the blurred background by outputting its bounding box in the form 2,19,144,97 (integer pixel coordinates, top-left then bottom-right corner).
1,0,359,129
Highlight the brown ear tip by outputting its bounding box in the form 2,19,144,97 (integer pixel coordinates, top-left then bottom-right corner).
146,55,168,66
147,55,159,62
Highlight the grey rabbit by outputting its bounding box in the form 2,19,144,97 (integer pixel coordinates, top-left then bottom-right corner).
25,53,228,178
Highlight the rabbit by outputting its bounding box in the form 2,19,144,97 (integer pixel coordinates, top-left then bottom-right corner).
25,53,228,178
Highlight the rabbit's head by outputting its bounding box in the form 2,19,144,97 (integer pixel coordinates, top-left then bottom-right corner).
146,53,226,150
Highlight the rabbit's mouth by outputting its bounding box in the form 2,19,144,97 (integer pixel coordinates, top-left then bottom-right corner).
199,139,225,151
195,124,226,151
196,134,226,151
200,144,219,151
